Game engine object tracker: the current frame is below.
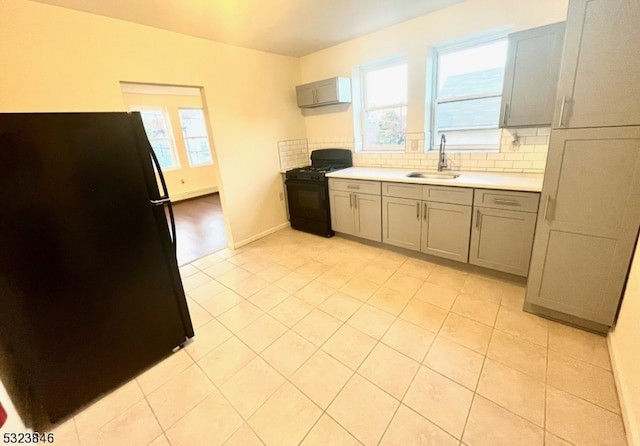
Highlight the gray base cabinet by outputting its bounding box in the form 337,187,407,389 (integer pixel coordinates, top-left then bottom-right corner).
421,201,471,262
525,126,640,327
382,196,421,251
329,179,381,242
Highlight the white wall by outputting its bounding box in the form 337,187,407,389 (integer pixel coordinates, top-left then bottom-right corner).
0,0,306,247
609,239,640,446
0,378,25,433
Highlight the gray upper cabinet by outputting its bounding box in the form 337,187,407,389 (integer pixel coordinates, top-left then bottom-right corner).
526,126,640,330
554,0,640,128
500,22,565,128
296,77,352,108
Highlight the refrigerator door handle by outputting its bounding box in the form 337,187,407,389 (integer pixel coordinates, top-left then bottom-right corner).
148,148,178,253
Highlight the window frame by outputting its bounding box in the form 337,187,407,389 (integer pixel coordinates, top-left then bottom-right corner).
355,56,408,153
131,106,180,171
177,107,214,167
429,33,509,152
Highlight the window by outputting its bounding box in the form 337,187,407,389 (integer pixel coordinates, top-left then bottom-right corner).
360,59,408,151
178,108,213,166
136,108,178,170
431,37,508,150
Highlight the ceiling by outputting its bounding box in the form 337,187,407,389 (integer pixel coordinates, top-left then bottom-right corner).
32,0,465,57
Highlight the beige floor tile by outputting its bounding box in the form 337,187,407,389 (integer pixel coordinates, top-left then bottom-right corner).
278,254,308,270
295,281,335,306
295,260,331,279
357,263,398,284
318,292,363,321
314,268,353,289
146,364,215,429
548,322,611,370
399,298,448,332
186,298,214,329
462,395,543,446
292,309,342,346
201,261,238,279
217,300,264,332
413,282,459,310
275,271,313,293
198,288,244,317
321,324,378,370
148,434,171,446
91,400,162,446
358,343,420,399
269,296,314,327
546,386,627,446
383,272,424,295
179,263,200,278
236,313,288,353
247,284,290,311
380,404,458,446
229,274,270,298
182,271,215,293
300,414,361,446
249,382,322,446
547,351,620,413
164,391,243,446
333,257,371,276
217,267,254,288
486,330,547,381
439,313,492,354
427,265,468,291
184,318,233,361
290,350,353,409
219,357,285,418
224,423,264,446
191,253,225,270
501,283,526,310
545,431,574,446
187,279,227,303
137,349,194,395
255,263,292,283
347,304,396,339
327,374,399,446
381,318,436,362
368,286,413,316
395,258,436,281
424,337,484,390
403,366,473,439
451,293,500,326
476,359,545,426
241,257,274,274
51,419,80,446
227,251,261,267
494,306,548,346
198,336,256,386
261,329,316,377
461,274,505,304
340,276,380,301
74,379,144,440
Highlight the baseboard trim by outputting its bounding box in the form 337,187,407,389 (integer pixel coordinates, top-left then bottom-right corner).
171,186,218,202
607,334,640,446
233,222,290,249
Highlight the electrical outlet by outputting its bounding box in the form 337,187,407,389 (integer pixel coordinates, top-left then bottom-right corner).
411,139,419,152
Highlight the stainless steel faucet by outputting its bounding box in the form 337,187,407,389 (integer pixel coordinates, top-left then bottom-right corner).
437,134,447,171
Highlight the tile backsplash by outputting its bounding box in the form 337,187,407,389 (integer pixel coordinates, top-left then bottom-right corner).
280,127,549,173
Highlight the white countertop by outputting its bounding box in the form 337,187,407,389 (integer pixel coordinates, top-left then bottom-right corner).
326,167,544,192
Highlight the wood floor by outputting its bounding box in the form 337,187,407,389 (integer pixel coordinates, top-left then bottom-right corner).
171,193,227,266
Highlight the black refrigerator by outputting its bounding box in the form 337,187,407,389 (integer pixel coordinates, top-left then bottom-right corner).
0,112,194,429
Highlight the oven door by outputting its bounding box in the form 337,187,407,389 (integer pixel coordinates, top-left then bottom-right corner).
285,179,329,222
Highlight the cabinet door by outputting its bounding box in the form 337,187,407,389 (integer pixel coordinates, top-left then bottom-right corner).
382,196,421,251
295,84,316,107
329,190,355,235
354,193,382,242
314,79,338,104
501,22,565,127
421,202,471,262
469,207,536,276
554,0,640,128
526,126,640,326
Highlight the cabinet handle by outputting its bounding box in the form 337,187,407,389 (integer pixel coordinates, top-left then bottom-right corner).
347,185,360,190
558,96,566,128
476,209,481,229
349,193,353,209
492,198,520,206
416,202,420,219
543,195,552,221
354,195,358,210
503,103,509,126
423,202,427,221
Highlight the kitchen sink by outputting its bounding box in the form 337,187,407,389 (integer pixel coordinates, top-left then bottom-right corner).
406,171,461,180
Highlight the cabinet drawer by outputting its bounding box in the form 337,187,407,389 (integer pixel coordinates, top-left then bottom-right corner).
422,186,473,206
474,189,540,212
382,182,422,199
329,178,381,195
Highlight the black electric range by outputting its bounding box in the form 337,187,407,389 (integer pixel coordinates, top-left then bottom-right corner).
285,148,353,237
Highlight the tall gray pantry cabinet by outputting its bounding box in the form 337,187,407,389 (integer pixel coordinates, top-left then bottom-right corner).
524,0,640,332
